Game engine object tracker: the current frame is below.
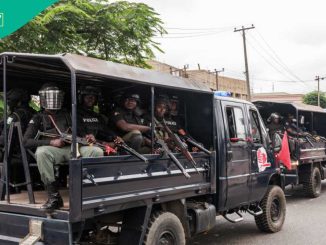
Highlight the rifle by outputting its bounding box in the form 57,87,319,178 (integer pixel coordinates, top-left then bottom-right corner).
178,131,211,155
115,141,149,163
157,118,200,174
154,134,190,179
35,131,149,163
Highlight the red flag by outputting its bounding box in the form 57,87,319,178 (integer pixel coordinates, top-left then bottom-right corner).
275,131,291,170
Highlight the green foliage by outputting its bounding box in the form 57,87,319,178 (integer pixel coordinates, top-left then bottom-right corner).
0,0,166,68
303,91,326,108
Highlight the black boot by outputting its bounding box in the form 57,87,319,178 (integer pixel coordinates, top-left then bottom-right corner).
41,182,63,211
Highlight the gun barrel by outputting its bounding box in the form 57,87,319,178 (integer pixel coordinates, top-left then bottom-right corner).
185,137,211,155
167,151,191,179
160,119,200,174
156,138,190,179
118,143,149,163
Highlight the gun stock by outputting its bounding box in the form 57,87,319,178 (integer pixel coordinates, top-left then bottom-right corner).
156,138,190,179
160,119,200,174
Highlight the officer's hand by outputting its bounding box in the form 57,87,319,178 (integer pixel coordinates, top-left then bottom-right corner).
50,138,65,148
114,136,124,145
192,147,199,152
85,134,96,144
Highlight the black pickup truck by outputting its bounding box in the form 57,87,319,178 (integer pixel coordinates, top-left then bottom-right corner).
0,53,286,245
255,101,326,198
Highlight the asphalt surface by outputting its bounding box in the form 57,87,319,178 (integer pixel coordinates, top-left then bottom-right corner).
191,181,326,245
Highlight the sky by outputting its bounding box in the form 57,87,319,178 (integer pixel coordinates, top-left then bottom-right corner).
130,0,326,94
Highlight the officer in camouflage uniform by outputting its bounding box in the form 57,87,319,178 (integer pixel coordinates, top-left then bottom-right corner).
23,83,103,211
77,85,120,148
0,89,35,186
112,93,151,153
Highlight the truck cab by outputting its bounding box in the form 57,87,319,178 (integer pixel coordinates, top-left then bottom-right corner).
0,53,286,245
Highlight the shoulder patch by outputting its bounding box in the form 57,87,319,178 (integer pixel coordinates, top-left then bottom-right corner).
7,117,13,125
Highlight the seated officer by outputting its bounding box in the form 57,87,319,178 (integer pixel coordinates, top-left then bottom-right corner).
77,85,121,149
0,88,35,186
23,83,103,211
152,96,199,152
267,112,284,138
112,93,151,153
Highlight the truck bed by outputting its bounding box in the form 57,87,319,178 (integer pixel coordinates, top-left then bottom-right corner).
298,140,326,164
0,152,215,222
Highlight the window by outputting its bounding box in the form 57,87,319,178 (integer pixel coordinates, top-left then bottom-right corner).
226,107,246,140
250,109,263,144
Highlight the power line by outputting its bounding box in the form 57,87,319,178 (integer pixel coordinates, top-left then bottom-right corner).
255,29,304,82
155,29,230,39
246,38,303,82
166,26,233,31
248,31,304,83
247,33,298,81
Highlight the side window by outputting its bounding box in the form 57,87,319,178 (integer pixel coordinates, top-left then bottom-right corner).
250,109,263,144
226,107,246,140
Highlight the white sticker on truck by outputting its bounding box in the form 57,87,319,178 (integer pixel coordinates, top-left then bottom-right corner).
257,147,271,172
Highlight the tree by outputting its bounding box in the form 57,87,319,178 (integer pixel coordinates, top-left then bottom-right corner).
303,91,326,108
0,0,166,68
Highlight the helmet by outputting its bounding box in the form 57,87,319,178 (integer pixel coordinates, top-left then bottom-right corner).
270,112,281,120
7,88,29,109
123,93,140,103
267,112,281,123
78,85,101,104
39,83,64,110
155,94,170,107
169,95,179,116
79,85,100,97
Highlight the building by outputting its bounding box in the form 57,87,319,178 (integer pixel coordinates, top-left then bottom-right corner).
185,70,248,100
148,60,248,100
252,92,304,103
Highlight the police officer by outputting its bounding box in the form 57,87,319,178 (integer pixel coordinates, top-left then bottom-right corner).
267,112,284,137
0,88,35,187
152,96,199,152
23,83,103,211
112,93,151,153
77,85,120,147
0,88,34,144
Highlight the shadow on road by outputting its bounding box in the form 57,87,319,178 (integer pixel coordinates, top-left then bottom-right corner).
284,180,326,204
190,181,326,245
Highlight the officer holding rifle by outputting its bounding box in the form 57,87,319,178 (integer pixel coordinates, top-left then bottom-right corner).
77,85,123,150
23,83,103,211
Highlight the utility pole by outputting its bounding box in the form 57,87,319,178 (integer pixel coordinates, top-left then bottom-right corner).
213,68,224,91
315,75,326,107
234,24,255,101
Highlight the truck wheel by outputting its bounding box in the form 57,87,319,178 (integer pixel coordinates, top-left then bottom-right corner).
144,211,185,245
255,185,286,233
303,167,322,198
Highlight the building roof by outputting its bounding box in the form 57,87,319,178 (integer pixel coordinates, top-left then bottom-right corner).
254,100,326,113
0,52,212,93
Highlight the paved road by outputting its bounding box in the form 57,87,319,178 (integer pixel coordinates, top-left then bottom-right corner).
191,181,326,245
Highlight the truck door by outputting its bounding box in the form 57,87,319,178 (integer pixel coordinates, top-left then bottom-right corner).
222,102,251,208
247,106,272,201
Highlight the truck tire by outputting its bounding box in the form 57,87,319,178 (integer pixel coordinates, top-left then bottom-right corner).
255,185,286,233
144,211,185,245
303,167,322,198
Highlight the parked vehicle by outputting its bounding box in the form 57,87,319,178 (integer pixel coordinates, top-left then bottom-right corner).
255,101,326,198
0,53,286,244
